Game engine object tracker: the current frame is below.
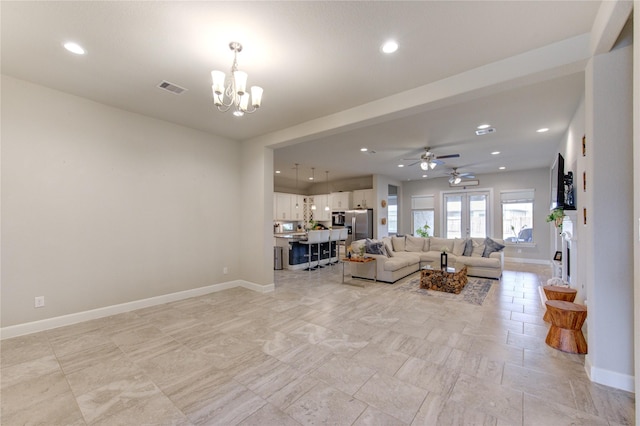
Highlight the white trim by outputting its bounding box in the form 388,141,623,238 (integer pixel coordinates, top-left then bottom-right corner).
585,355,635,393
0,280,274,340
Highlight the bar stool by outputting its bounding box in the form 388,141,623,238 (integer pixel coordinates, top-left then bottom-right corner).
301,230,324,271
329,229,342,266
316,230,331,268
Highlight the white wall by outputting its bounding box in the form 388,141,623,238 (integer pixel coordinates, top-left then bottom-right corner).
373,175,403,239
401,168,551,261
584,42,634,391
1,75,243,327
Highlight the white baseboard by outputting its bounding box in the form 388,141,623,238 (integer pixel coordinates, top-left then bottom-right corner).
504,257,551,265
585,355,636,393
0,280,274,340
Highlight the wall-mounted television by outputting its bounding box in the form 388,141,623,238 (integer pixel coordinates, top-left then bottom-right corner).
550,153,576,210
550,153,564,210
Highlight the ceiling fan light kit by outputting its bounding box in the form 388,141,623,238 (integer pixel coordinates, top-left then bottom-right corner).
211,42,263,117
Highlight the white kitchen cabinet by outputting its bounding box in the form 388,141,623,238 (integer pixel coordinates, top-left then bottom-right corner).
352,189,374,209
313,194,331,221
330,192,351,210
291,195,305,220
275,193,292,220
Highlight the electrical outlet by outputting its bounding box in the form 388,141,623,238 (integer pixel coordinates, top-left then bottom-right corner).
34,296,45,308
223,267,228,274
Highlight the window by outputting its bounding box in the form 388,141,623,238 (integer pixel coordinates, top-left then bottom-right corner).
411,195,434,236
388,196,398,233
501,190,534,243
443,191,490,238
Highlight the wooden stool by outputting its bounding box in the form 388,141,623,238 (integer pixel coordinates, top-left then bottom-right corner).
542,285,577,322
544,300,587,354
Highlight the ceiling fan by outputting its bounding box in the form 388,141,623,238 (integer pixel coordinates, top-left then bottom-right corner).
403,147,460,171
448,167,475,184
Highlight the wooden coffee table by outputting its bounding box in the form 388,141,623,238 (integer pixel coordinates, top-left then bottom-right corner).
420,264,468,294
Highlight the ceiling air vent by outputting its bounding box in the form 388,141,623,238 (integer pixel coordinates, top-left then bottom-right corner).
157,80,187,95
475,127,496,136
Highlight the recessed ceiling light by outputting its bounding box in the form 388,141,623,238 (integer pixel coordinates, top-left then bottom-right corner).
477,124,491,130
63,42,86,55
491,151,500,155
397,164,404,168
360,147,368,152
537,128,549,133
422,174,428,178
275,170,281,174
381,41,398,54
499,166,506,170
308,177,314,181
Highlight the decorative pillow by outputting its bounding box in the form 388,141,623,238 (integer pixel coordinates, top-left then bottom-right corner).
382,238,395,257
391,236,406,252
365,239,387,256
429,237,453,253
452,238,466,256
471,240,485,257
405,235,425,252
462,239,474,256
482,237,505,258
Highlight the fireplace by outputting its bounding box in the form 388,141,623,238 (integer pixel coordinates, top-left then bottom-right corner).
560,212,577,287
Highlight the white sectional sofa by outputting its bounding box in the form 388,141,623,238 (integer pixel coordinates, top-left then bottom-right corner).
349,235,504,283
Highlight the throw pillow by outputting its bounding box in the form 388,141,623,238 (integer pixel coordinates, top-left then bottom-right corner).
391,236,406,252
452,238,466,256
462,239,474,256
405,235,425,252
471,240,485,257
482,237,505,258
365,239,386,256
382,238,395,257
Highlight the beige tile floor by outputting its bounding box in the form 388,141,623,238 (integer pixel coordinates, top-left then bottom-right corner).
1,262,635,425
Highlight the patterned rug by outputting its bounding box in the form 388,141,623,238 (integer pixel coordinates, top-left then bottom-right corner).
394,275,494,305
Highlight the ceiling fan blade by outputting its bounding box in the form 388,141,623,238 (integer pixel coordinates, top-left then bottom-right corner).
461,174,475,179
436,154,460,159
407,160,421,167
431,159,444,165
401,158,421,161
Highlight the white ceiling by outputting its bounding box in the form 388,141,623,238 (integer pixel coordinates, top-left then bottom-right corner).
1,1,601,188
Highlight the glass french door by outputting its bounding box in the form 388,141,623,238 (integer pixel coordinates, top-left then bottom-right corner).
444,191,489,238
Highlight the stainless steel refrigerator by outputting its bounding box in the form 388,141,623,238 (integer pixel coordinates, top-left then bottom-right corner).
345,209,373,247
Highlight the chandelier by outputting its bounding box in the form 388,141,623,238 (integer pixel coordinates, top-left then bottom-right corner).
211,42,263,117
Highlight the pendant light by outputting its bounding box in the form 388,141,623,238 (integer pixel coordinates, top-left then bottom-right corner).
324,171,331,211
294,163,299,209
310,168,317,210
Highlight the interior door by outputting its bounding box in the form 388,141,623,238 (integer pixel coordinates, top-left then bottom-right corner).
444,191,489,238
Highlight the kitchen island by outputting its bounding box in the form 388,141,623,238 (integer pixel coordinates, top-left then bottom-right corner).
274,233,337,270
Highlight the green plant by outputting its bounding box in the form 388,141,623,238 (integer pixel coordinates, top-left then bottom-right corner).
546,208,564,232
546,208,564,223
415,224,431,238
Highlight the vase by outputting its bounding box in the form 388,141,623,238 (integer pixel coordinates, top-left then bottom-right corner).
440,252,448,270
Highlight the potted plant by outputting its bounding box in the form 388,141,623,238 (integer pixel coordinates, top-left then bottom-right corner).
546,208,564,232
415,224,431,238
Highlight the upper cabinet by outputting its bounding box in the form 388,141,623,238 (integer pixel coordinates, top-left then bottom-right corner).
330,192,351,211
352,189,374,209
291,195,305,220
312,194,331,221
275,193,292,220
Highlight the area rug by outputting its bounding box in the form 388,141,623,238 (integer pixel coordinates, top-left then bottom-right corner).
394,275,494,306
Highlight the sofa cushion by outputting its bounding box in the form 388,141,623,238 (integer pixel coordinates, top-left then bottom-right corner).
365,239,387,256
462,239,474,256
392,236,406,252
429,237,454,253
482,237,505,258
471,240,485,257
457,255,501,268
452,238,466,256
382,257,411,271
381,237,394,257
405,235,425,252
